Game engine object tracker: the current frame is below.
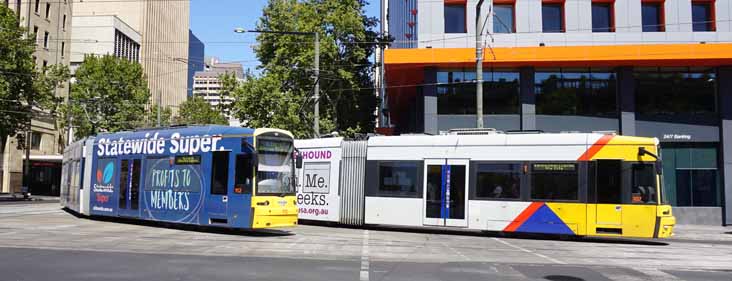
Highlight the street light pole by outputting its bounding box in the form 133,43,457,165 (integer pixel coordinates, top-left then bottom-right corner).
313,32,320,138
234,28,320,138
476,0,485,129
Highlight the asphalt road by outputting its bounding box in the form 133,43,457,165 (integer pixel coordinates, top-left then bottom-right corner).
0,202,731,281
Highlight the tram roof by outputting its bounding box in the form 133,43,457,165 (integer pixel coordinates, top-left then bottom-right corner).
93,125,255,140
367,132,659,147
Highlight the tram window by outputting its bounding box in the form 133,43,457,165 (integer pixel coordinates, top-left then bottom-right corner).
210,151,230,195
234,154,252,194
119,160,129,209
475,163,521,199
530,163,579,201
130,159,141,210
595,160,622,204
631,163,657,204
378,162,420,197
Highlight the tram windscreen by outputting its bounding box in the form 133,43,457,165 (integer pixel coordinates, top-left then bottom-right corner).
255,136,295,196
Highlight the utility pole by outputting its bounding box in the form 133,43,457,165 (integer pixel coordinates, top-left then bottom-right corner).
475,0,485,129
22,88,32,198
157,91,161,127
313,32,320,138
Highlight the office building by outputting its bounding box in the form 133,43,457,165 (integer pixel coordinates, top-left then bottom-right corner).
192,59,244,125
73,0,190,109
1,0,73,195
381,0,732,225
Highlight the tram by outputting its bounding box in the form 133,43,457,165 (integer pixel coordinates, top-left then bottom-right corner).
295,129,676,238
61,125,300,229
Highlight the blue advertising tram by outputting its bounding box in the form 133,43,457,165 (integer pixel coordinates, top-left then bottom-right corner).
60,125,300,229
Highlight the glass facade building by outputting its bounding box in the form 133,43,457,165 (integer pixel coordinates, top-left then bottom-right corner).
383,0,732,225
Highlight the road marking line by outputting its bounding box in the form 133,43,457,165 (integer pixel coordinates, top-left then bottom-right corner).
492,237,565,264
360,230,370,281
632,268,683,281
440,241,469,261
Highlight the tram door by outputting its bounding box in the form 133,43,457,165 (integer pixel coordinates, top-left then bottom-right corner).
423,159,469,227
207,151,230,224
118,158,142,218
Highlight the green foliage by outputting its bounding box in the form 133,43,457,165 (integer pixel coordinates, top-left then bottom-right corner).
60,55,150,139
232,0,379,137
150,105,173,127
0,5,69,150
233,73,318,138
177,96,228,125
218,73,238,116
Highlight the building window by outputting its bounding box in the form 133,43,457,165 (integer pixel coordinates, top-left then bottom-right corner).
62,14,66,30
661,144,720,207
33,26,38,41
61,42,65,56
437,69,520,115
542,0,565,33
45,2,50,19
34,0,39,13
43,31,49,49
42,60,47,70
592,1,614,32
493,1,515,33
444,1,466,33
634,67,717,122
534,68,618,117
474,163,522,199
642,0,665,32
30,132,42,150
692,0,715,32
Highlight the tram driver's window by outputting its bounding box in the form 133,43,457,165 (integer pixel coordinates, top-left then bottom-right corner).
530,163,579,201
631,163,657,204
210,151,230,195
234,154,252,194
475,163,521,199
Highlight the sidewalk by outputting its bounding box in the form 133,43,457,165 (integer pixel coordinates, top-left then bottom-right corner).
670,224,732,243
0,193,59,203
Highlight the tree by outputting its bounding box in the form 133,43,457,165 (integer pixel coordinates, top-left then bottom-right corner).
232,0,379,137
233,73,321,138
150,105,173,127
176,96,228,125
60,55,149,140
0,6,69,156
218,73,238,117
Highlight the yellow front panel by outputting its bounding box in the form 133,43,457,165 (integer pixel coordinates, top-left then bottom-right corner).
656,205,676,238
251,196,298,228
545,203,587,236
620,205,657,238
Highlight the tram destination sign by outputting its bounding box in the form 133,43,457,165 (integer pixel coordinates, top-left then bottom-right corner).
175,155,201,165
533,163,577,172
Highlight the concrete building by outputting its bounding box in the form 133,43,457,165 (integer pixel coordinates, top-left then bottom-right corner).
72,0,190,109
382,0,732,225
188,30,205,97
192,59,244,125
1,0,73,196
69,15,141,73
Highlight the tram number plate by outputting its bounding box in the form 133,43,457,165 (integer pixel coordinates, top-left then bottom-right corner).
278,200,287,207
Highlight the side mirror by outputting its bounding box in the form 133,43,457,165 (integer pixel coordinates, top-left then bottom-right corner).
296,154,303,169
251,152,258,172
656,160,663,175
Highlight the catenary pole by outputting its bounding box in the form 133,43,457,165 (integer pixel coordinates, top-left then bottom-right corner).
313,32,320,138
476,0,485,129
